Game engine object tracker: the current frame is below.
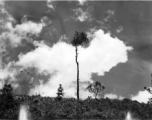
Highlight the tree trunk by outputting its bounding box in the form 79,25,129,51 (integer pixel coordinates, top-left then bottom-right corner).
76,46,79,100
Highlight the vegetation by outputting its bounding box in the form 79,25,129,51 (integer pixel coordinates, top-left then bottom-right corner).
0,84,152,120
71,31,89,100
86,81,105,99
0,83,18,119
0,95,152,120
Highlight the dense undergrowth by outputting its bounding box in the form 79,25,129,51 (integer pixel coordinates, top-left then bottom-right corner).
0,94,152,120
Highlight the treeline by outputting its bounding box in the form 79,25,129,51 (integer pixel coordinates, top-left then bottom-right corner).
0,84,152,120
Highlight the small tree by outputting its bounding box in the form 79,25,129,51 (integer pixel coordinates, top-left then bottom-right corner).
86,81,105,99
1,77,13,96
1,83,13,96
71,31,89,100
0,81,15,112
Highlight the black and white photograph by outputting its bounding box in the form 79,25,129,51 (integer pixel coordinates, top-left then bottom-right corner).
0,0,151,119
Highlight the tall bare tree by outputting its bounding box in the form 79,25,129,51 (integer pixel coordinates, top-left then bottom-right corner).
71,31,89,100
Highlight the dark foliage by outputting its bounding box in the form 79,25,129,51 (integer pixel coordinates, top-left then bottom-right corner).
0,83,18,119
86,81,105,99
0,82,151,120
71,31,89,47
0,94,152,120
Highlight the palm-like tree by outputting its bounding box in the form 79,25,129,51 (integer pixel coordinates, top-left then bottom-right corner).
71,31,89,100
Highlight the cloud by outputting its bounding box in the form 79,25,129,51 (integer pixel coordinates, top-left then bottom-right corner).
0,2,45,49
0,0,4,6
16,29,132,99
116,26,123,33
104,93,117,99
47,0,55,10
98,9,116,33
131,89,152,103
0,3,46,90
104,93,124,100
0,2,19,86
77,0,87,5
73,8,92,22
0,21,45,47
0,2,15,68
104,10,115,22
15,21,45,36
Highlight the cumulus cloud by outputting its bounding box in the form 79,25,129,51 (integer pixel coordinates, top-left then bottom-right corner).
0,3,46,90
131,89,152,103
104,93,124,100
16,29,132,99
73,8,92,22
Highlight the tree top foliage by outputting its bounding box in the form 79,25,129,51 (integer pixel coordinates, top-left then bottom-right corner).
86,81,105,99
71,31,89,47
1,83,13,96
87,81,105,92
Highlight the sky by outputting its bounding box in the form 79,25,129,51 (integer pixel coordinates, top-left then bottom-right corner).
0,0,152,103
